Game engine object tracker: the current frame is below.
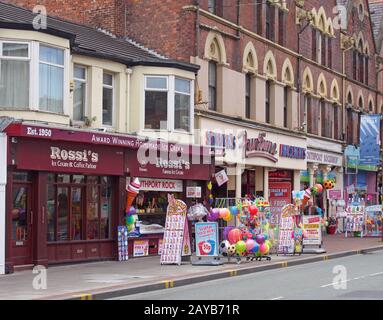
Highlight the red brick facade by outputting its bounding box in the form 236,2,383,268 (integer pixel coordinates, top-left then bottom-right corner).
3,0,383,140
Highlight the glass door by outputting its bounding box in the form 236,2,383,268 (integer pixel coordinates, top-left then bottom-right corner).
11,184,32,265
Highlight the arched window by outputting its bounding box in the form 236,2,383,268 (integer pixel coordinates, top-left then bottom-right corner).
245,73,251,118
369,101,373,113
265,80,271,124
208,61,217,111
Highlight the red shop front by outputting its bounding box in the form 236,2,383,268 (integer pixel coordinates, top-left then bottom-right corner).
3,122,214,272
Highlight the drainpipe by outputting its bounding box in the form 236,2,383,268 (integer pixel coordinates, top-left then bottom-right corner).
0,133,7,275
126,68,133,133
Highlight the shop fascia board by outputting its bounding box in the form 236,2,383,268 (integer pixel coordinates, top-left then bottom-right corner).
195,110,307,141
306,136,343,154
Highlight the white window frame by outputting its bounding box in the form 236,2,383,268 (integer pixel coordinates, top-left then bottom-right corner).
73,64,88,123
0,39,69,114
0,40,31,109
102,71,115,128
143,75,194,133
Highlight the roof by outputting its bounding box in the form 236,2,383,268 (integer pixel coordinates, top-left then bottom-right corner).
0,2,199,72
369,0,383,52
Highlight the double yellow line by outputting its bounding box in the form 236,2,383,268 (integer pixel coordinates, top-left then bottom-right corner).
164,280,175,289
280,261,288,268
79,293,93,300
229,270,238,277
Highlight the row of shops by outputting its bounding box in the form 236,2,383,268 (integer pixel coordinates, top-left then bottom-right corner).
0,116,381,273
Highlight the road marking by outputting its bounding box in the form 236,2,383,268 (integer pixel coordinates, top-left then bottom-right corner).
369,271,383,277
271,296,284,300
79,293,93,300
320,279,351,288
229,270,238,277
323,256,329,261
164,280,174,289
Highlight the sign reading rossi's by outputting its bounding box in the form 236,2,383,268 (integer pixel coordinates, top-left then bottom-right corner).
245,132,278,162
14,138,124,175
125,150,212,180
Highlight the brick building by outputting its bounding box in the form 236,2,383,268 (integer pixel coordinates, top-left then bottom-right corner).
2,0,382,206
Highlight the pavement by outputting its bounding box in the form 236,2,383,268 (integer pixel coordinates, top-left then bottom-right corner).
119,250,383,300
1,234,383,300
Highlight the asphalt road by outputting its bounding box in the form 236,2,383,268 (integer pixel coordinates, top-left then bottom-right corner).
116,250,383,300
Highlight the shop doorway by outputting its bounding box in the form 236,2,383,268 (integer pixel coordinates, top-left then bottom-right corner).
11,184,33,266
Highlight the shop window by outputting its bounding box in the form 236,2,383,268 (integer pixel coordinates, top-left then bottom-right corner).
12,186,29,241
57,174,70,183
46,174,112,242
0,41,30,109
102,72,114,126
12,171,32,182
208,61,217,111
144,76,193,132
39,45,65,114
73,65,87,122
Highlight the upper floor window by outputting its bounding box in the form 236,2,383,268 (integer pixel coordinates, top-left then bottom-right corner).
265,80,271,124
39,45,65,114
0,40,67,114
0,42,30,109
283,86,288,128
245,74,251,118
278,9,286,46
102,72,114,126
144,76,193,132
265,2,275,41
256,0,263,35
73,65,87,122
208,0,216,14
209,61,217,111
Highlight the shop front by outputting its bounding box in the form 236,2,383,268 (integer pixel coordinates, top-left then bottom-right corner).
3,121,213,272
301,137,344,217
196,116,307,216
124,148,213,257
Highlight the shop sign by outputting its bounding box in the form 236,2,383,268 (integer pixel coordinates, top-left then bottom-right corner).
15,138,124,175
195,222,219,257
125,151,212,181
245,132,278,162
328,189,343,200
139,178,183,192
215,169,229,187
302,216,322,246
186,187,202,198
279,144,306,160
306,149,342,166
269,170,292,180
205,131,236,150
133,240,149,257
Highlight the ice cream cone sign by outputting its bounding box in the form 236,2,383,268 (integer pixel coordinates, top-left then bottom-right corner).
125,178,141,214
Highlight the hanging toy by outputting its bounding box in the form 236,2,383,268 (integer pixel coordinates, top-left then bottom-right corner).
323,179,335,190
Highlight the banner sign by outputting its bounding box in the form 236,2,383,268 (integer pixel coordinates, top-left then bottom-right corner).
328,189,343,200
195,222,219,257
302,215,322,246
160,196,188,265
139,178,183,192
360,115,381,166
215,169,229,187
269,182,292,225
365,206,382,237
133,240,149,257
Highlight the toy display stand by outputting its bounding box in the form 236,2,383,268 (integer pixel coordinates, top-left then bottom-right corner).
344,205,365,238
215,197,274,264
